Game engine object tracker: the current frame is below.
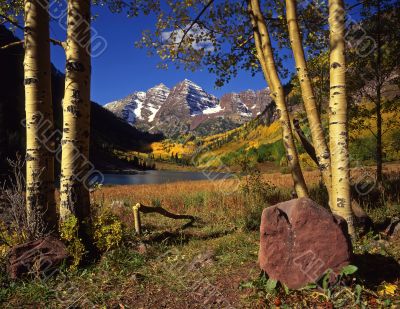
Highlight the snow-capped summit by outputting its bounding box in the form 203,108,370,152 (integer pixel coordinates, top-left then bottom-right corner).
104,91,147,124
104,84,170,130
104,80,272,137
177,79,219,115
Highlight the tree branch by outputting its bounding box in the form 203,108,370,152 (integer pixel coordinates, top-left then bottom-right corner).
0,40,23,50
367,126,377,138
177,0,215,51
0,14,24,31
293,118,318,165
0,14,66,50
50,38,66,49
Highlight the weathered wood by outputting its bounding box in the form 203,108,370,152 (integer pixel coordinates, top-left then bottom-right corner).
133,203,142,235
132,203,197,235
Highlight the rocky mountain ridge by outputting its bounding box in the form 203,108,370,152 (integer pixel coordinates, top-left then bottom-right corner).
104,79,273,137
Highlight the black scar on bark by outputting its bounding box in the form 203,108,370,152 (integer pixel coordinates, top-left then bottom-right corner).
24,78,39,85
66,61,85,72
26,153,35,161
67,105,81,117
331,62,341,69
72,89,81,99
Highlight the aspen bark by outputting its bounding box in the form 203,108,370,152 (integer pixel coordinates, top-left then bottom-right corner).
328,0,354,236
286,0,332,198
24,0,57,233
250,0,309,197
60,0,91,224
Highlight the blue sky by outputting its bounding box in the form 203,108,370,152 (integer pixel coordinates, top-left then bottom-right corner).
14,0,366,105
47,6,269,105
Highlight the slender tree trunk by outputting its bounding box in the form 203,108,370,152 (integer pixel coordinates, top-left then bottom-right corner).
376,90,382,183
24,0,57,234
328,0,354,236
375,0,383,184
250,0,309,197
60,0,91,227
286,0,332,198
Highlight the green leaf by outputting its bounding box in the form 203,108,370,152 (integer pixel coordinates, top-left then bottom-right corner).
265,279,278,293
355,284,362,304
301,283,317,290
282,283,290,295
239,281,254,290
322,269,332,290
340,265,358,276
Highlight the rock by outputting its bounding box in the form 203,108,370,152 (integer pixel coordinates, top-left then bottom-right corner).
7,236,69,279
385,217,400,237
259,197,352,289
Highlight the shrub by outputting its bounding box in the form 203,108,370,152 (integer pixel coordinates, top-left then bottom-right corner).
92,209,124,252
239,166,283,230
59,216,85,270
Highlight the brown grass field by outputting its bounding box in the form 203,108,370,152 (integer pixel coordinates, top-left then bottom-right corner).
2,163,400,308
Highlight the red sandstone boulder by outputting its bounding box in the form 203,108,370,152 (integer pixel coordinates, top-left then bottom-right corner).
7,236,69,279
259,197,352,289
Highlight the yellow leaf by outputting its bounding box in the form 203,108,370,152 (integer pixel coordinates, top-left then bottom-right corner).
377,283,397,296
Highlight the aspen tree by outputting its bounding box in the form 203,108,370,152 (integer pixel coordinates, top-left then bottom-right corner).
285,0,332,197
24,0,57,233
59,0,91,226
328,0,354,235
250,0,309,198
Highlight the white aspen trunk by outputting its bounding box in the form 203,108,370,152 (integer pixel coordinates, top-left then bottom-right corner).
59,0,91,224
286,0,332,198
250,0,309,197
328,0,355,236
24,0,56,233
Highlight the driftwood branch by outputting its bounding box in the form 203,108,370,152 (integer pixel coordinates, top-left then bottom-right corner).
132,203,197,235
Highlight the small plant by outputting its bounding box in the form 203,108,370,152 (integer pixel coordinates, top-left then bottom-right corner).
0,155,48,245
60,216,85,270
92,209,124,252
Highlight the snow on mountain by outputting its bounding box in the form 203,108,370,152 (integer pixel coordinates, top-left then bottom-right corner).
202,104,224,115
179,79,219,116
104,79,272,137
104,85,169,128
104,91,146,125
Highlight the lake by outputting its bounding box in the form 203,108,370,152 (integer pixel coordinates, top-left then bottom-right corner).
101,170,234,186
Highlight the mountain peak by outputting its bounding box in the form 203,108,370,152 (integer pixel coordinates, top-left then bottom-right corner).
104,80,273,137
152,83,169,90
181,79,199,86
